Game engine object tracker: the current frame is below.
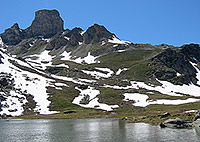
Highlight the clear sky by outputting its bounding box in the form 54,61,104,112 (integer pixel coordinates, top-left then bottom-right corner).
0,0,199,46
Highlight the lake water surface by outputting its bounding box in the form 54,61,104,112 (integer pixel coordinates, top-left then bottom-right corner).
0,118,200,142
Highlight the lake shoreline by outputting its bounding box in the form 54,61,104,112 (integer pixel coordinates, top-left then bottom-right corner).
4,111,196,126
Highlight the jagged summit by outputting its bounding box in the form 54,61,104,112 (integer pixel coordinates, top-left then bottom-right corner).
83,24,115,44
0,23,23,45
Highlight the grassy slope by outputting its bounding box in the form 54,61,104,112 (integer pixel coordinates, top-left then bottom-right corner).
11,42,200,121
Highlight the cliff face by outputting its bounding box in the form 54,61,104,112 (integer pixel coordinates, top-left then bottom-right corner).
26,9,64,38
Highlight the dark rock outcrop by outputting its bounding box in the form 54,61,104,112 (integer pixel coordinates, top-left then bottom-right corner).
0,23,23,45
1,9,64,45
160,117,193,128
25,9,64,38
0,78,9,87
65,27,83,46
83,24,114,44
46,36,68,50
150,44,200,85
160,112,171,119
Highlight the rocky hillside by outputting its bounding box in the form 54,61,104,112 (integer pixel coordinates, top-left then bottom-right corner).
0,9,200,118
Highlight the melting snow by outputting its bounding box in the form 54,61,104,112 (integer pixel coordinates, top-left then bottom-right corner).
55,82,68,87
42,38,51,42
51,74,96,85
26,50,55,70
0,91,27,116
80,30,86,36
123,93,200,107
61,51,99,64
64,36,70,40
108,35,130,45
117,50,126,52
190,62,200,85
52,63,69,68
0,37,4,47
82,67,114,79
101,41,106,46
116,68,129,75
74,52,99,64
0,51,59,115
72,87,119,111
61,51,72,60
105,79,200,97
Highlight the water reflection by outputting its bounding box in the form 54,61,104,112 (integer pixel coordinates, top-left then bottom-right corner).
0,119,200,142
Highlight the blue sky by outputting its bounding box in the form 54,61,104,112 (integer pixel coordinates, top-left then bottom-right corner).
0,0,200,46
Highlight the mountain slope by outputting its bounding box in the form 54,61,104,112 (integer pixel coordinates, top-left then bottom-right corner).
0,9,200,118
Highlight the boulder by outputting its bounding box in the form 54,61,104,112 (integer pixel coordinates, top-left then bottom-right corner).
194,110,200,121
160,117,193,129
0,78,8,86
160,112,171,119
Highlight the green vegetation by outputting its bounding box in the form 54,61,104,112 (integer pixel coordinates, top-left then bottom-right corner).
98,87,124,105
47,86,79,111
25,39,47,55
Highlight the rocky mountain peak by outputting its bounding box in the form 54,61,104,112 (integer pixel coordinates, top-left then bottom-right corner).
0,23,23,45
27,9,64,38
83,24,114,44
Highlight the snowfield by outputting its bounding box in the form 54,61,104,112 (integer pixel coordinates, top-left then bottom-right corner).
0,51,59,116
123,93,200,107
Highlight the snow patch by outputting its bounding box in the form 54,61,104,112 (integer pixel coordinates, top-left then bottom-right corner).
82,67,114,79
61,51,72,61
105,79,200,97
61,51,99,64
116,68,129,75
72,87,119,111
108,35,130,45
74,52,99,64
42,38,51,42
80,30,86,36
101,41,106,46
26,50,55,70
0,37,4,47
52,63,69,68
55,82,68,87
123,93,200,107
117,50,126,52
184,110,198,113
190,62,200,85
64,36,70,40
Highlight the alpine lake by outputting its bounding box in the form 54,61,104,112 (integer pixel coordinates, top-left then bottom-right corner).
0,118,200,142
